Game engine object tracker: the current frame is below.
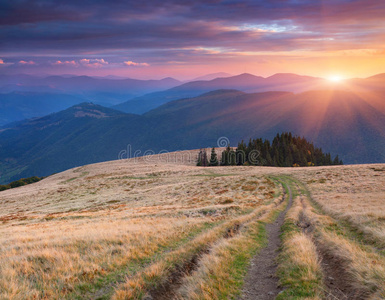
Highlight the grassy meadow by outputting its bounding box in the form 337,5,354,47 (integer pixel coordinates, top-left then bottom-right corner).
0,150,384,299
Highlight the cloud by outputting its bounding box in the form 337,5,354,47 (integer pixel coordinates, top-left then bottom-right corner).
0,58,14,67
19,60,36,65
1,0,385,76
50,58,109,68
80,58,109,68
124,61,150,67
52,60,78,66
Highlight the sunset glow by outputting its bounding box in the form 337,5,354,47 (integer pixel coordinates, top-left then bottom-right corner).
1,3,385,299
328,75,344,83
1,1,385,79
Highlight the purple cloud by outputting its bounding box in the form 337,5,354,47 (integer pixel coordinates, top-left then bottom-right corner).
0,0,384,77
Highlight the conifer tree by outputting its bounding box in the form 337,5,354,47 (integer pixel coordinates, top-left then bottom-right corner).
202,149,208,166
209,147,219,166
196,149,203,166
197,148,209,166
221,146,231,166
229,148,237,165
201,133,342,168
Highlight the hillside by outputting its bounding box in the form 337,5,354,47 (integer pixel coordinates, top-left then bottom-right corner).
0,74,181,101
113,73,324,114
0,89,384,183
145,89,385,164
0,75,182,122
190,72,233,81
113,72,385,115
0,92,88,126
0,103,151,183
0,154,384,299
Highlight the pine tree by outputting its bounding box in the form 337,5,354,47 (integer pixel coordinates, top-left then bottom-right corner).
197,148,208,166
199,133,342,168
266,151,273,166
196,149,203,166
333,155,342,165
202,149,208,167
229,148,237,165
209,147,219,166
221,146,231,166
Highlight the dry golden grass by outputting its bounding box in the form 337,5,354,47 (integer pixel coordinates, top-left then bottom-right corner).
297,190,385,299
320,230,385,299
295,164,385,245
276,195,324,300
112,191,286,299
0,150,384,299
175,197,287,300
275,166,385,299
0,151,282,299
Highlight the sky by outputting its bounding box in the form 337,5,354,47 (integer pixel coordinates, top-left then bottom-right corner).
1,0,385,80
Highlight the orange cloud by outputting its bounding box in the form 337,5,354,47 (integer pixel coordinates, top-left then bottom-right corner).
124,61,150,67
19,60,36,65
80,58,108,68
0,58,14,67
53,60,78,66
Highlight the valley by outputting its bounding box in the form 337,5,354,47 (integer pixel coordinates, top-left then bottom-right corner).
1,87,384,184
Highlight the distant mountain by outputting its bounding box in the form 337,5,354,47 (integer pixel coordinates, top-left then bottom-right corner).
144,88,385,164
113,73,324,114
190,72,233,81
0,103,151,183
366,73,385,80
0,92,88,126
0,74,182,125
0,74,182,106
264,73,321,89
1,89,384,183
93,75,131,80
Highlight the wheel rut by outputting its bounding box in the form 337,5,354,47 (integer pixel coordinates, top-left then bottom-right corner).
298,188,365,300
240,183,293,300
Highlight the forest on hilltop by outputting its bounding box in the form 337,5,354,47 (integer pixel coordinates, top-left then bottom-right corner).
197,133,343,167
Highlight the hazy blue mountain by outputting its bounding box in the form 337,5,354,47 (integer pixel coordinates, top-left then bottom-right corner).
0,74,182,106
113,72,385,115
0,92,88,126
0,89,384,183
190,72,233,81
0,103,151,183
113,73,324,114
0,74,182,125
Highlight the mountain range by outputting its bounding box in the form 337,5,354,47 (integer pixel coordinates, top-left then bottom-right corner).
0,74,182,125
0,92,88,126
113,73,324,114
2,72,385,126
113,72,385,115
0,88,384,184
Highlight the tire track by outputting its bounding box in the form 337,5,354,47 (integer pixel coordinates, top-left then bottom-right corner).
297,187,364,300
240,182,293,300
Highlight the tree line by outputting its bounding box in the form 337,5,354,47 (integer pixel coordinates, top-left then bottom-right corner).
0,176,43,192
197,132,343,167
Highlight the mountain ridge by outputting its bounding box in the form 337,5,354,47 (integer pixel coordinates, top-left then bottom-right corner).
1,88,384,183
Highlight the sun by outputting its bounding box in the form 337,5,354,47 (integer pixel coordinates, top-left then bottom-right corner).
328,75,343,83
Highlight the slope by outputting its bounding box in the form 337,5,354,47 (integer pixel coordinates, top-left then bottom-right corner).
0,103,151,183
113,73,324,114
0,89,384,183
0,92,88,126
